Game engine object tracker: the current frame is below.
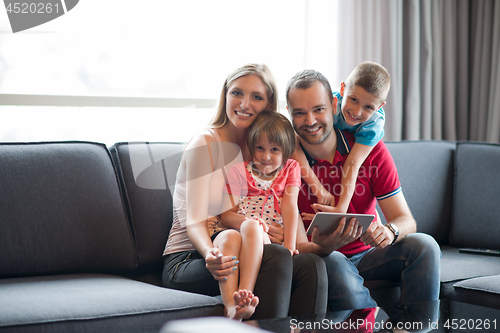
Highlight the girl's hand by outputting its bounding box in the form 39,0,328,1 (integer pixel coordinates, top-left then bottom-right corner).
301,212,315,221
289,249,299,257
204,247,238,281
257,217,269,233
301,202,339,222
311,203,338,213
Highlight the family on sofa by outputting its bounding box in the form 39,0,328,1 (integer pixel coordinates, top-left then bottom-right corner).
160,62,441,325
3,62,500,333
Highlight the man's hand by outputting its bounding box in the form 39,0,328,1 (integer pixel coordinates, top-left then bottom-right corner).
359,219,394,249
267,222,285,244
204,247,238,281
309,217,364,255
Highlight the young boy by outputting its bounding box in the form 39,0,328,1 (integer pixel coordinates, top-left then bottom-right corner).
292,61,390,212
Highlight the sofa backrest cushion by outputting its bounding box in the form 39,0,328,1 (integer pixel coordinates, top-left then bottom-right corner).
110,142,183,268
451,142,500,249
0,142,137,278
382,141,455,244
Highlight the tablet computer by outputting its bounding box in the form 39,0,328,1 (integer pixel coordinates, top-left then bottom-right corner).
305,212,375,236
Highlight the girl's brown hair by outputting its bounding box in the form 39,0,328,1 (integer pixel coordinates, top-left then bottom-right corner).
247,111,296,161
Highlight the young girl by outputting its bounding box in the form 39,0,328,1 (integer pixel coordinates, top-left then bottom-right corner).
215,111,301,319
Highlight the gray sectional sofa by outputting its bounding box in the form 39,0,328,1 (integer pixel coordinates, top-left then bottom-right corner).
372,141,500,309
0,142,223,333
0,140,499,332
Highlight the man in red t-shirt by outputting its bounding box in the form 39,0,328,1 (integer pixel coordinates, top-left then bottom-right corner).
271,69,441,314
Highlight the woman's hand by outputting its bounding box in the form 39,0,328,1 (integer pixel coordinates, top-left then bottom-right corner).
204,247,239,281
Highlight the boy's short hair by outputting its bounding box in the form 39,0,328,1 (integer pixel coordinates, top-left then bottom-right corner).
247,111,296,161
345,61,391,101
286,70,334,107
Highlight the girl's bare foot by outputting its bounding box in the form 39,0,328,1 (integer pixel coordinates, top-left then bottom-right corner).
227,289,259,320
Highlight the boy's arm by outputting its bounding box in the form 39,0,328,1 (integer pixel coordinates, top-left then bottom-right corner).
220,193,245,229
336,142,374,213
281,185,300,254
291,136,335,206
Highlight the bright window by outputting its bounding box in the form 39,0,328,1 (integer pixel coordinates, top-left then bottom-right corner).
0,0,339,145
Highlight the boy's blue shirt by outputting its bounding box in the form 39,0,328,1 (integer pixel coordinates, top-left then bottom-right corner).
333,91,385,146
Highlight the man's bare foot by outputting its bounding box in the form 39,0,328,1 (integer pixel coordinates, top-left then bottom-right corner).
226,289,259,320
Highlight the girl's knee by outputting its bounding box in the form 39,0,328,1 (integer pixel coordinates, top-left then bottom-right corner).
240,218,263,236
214,229,241,251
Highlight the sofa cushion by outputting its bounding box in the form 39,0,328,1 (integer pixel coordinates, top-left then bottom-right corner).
0,273,223,332
382,141,455,244
450,276,500,310
110,142,183,270
440,246,500,282
0,142,137,278
454,275,500,294
451,142,500,249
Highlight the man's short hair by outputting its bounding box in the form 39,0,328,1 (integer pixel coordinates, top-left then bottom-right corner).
286,70,334,108
345,61,391,101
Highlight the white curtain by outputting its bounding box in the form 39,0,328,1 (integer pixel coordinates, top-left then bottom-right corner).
335,0,500,143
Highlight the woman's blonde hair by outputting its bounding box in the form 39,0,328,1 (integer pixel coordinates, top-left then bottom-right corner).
247,111,296,162
209,64,278,128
